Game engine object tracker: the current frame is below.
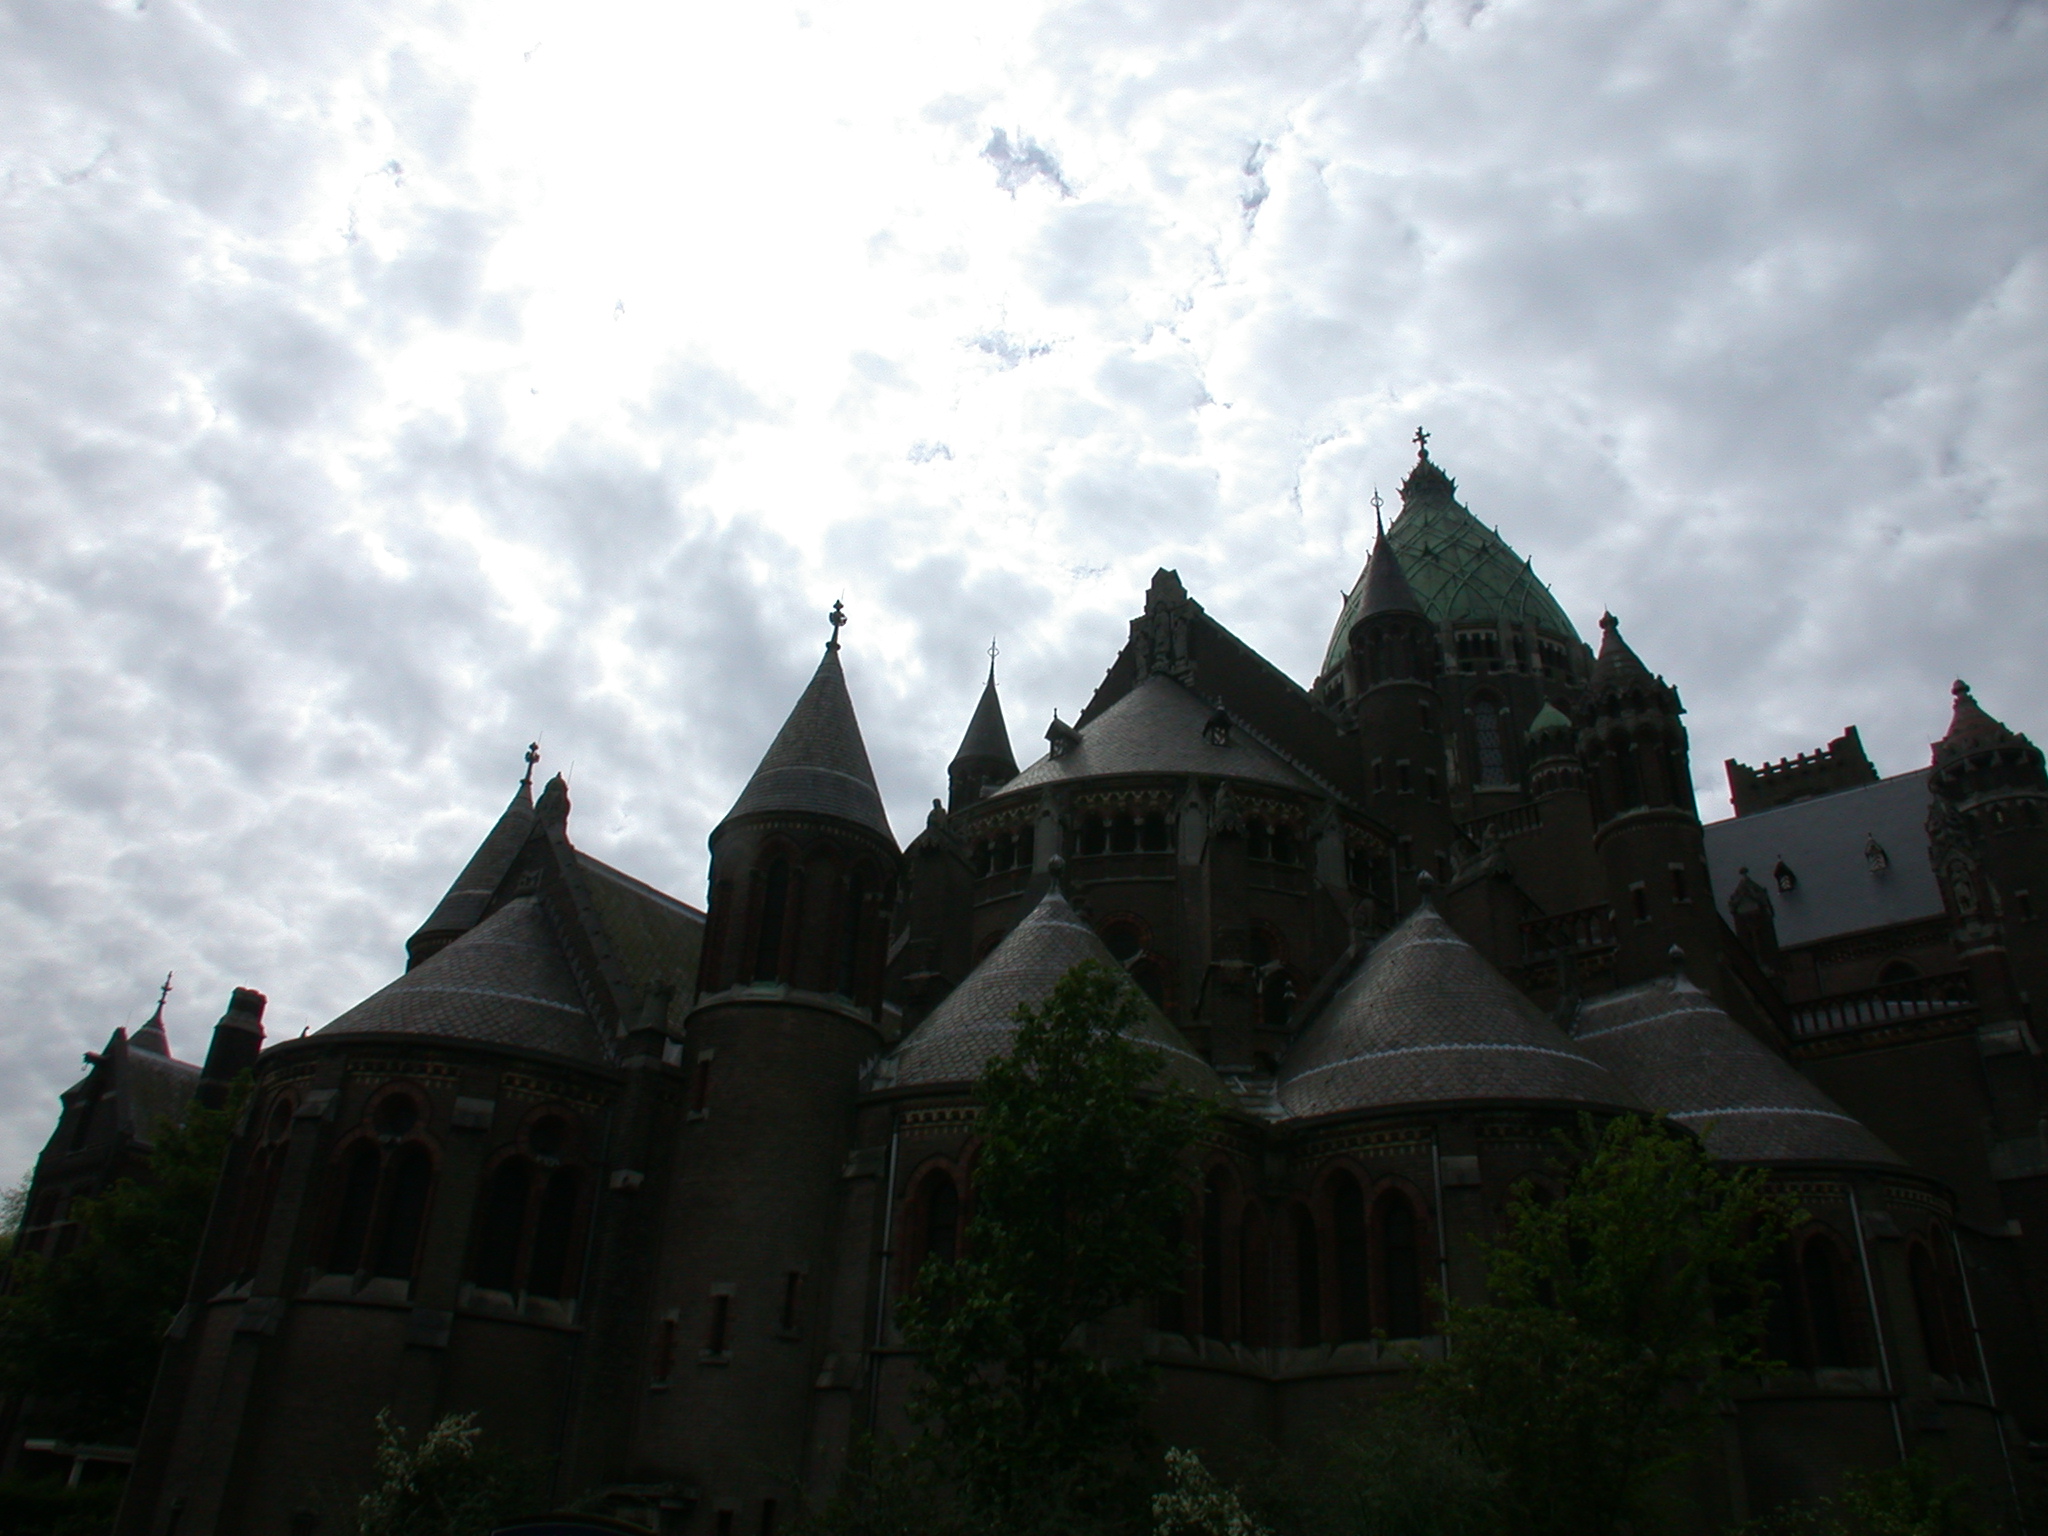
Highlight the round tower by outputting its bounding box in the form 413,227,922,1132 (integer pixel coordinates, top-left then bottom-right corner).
648,605,902,1529
1342,515,1449,898
1576,613,1720,985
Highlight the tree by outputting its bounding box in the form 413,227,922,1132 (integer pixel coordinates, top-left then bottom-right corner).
1738,1452,1987,1536
355,1410,544,1536
0,1082,248,1439
1152,1449,1270,1536
1424,1113,1799,1536
898,960,1214,1533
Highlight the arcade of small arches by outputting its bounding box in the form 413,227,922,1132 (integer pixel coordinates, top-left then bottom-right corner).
700,834,893,1005
896,1153,1434,1350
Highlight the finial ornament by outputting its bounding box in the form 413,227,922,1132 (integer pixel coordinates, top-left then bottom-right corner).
523,741,540,787
827,600,847,651
988,635,1000,682
1370,487,1384,533
1954,678,1971,699
1413,425,1430,455
156,972,173,1011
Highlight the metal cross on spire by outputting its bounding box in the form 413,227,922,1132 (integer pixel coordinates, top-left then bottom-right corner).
827,599,847,651
522,742,540,788
1371,486,1384,533
156,972,173,1011
987,635,1000,682
1413,425,1430,454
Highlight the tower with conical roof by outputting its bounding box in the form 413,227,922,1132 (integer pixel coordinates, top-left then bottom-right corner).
947,652,1019,812
1339,506,1451,899
405,747,540,969
647,603,902,1514
1576,613,1721,986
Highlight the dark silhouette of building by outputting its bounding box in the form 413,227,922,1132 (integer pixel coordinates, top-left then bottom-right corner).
95,441,2046,1533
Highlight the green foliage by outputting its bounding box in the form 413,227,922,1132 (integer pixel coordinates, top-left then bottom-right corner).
898,960,1213,1532
0,1172,30,1264
355,1409,545,1536
0,1081,248,1439
0,1473,124,1536
1424,1113,1800,1536
1739,1453,1987,1536
1275,1398,1499,1536
790,1435,964,1536
1152,1449,1270,1536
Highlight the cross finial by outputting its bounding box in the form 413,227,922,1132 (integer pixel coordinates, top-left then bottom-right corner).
987,635,1000,682
156,972,173,1011
1370,486,1384,533
1413,425,1430,455
522,741,540,788
827,599,847,651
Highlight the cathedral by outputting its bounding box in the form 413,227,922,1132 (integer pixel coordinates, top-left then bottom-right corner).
23,440,2048,1532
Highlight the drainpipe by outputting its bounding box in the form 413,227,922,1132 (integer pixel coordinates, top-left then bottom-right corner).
1846,1183,1906,1462
1430,1133,1452,1347
864,1111,902,1430
1951,1225,2027,1534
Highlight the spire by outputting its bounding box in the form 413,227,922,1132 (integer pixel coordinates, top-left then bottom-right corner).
1934,679,2023,767
1587,612,1661,697
197,987,267,1109
1399,426,1458,506
1357,519,1426,619
132,972,173,1056
720,625,893,843
405,755,541,970
948,652,1019,810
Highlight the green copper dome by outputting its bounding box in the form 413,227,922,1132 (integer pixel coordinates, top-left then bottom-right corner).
1322,452,1581,679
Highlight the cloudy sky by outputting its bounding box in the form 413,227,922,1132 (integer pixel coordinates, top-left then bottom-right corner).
1,0,2043,1175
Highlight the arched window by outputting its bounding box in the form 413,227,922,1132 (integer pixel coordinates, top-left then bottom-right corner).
527,1167,582,1298
373,1146,433,1280
1110,814,1137,854
1157,1211,1188,1334
1239,1205,1267,1348
472,1160,529,1292
1292,1205,1321,1347
1271,823,1295,864
1379,1194,1423,1338
1080,816,1107,856
1801,1236,1857,1369
1202,1168,1229,1340
1331,1174,1371,1341
921,1172,959,1273
1615,747,1644,812
840,867,869,995
1246,820,1271,860
1472,701,1508,786
753,858,790,982
1140,813,1171,852
327,1144,381,1274
229,1097,296,1281
1261,970,1294,1032
1910,1245,1959,1378
466,1116,588,1302
1128,957,1166,1009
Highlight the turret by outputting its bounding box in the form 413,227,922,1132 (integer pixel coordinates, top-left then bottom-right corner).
1927,681,2048,1031
947,655,1019,812
195,987,267,1110
404,748,540,969
1576,614,1719,985
1344,512,1448,896
657,602,902,1516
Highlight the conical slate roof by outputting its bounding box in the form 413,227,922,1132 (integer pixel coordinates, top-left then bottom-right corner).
997,674,1317,799
721,644,893,843
1572,978,1903,1168
407,777,537,967
131,997,171,1056
951,666,1018,780
320,897,609,1066
877,885,1226,1099
1933,680,2025,768
1278,903,1639,1120
1358,522,1426,619
1586,613,1664,699
1323,451,1579,678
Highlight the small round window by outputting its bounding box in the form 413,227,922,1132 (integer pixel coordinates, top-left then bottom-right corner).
374,1095,419,1141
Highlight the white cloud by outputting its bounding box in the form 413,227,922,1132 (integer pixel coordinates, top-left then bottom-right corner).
0,0,2041,1175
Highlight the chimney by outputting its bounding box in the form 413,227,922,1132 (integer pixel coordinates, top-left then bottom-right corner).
197,987,267,1109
